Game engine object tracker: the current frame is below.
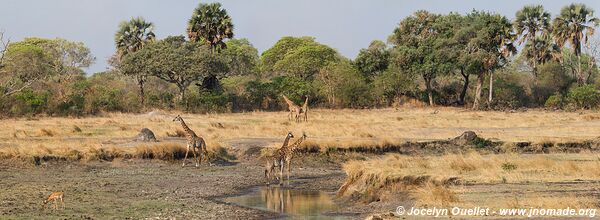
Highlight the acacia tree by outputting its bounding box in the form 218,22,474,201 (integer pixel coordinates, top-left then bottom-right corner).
121,36,228,102
514,5,553,77
114,17,155,105
553,3,600,85
0,38,94,98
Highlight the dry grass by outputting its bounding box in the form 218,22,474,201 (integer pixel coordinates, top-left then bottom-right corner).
2,107,600,162
339,152,600,207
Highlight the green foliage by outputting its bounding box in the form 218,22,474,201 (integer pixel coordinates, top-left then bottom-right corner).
187,2,234,50
185,90,231,113
490,73,530,109
13,90,49,115
372,64,418,105
567,85,600,109
260,36,316,73
221,39,259,76
545,93,565,108
472,137,493,148
245,76,314,110
272,43,338,80
532,61,574,105
354,40,390,78
316,60,372,107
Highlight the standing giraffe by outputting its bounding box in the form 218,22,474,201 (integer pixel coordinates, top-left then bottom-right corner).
283,132,307,185
173,115,207,167
300,96,309,122
282,95,301,122
264,131,294,185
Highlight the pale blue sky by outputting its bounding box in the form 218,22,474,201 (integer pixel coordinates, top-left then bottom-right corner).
1,0,599,74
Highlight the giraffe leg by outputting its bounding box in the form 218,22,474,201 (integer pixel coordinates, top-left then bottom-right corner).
192,146,199,167
286,160,291,186
182,145,190,167
279,160,284,186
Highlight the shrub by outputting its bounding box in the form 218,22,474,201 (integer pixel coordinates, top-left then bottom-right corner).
567,85,600,109
13,90,49,115
491,75,530,109
544,93,565,108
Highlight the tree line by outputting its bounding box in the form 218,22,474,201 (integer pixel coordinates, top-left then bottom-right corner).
1,3,600,116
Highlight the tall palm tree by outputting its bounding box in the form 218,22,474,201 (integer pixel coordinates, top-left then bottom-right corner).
114,17,155,105
514,5,552,77
187,2,234,51
115,17,155,58
553,3,600,85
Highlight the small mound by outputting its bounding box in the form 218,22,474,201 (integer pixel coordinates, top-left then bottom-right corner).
137,128,157,142
452,131,477,145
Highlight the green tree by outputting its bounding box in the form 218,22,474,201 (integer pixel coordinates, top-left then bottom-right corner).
458,10,516,109
121,36,228,102
354,40,389,78
0,43,52,97
514,5,552,77
114,17,155,105
260,36,315,74
389,10,453,106
221,38,259,76
187,2,234,51
272,43,338,80
553,3,600,85
316,60,370,107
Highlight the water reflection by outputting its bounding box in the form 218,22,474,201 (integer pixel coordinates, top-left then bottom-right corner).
226,186,343,219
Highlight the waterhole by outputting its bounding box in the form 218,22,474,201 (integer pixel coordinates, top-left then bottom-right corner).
225,186,345,219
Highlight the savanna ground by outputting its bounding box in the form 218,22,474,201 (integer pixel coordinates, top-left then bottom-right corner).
2,107,600,219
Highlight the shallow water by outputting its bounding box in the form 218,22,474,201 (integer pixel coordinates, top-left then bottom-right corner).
225,186,346,220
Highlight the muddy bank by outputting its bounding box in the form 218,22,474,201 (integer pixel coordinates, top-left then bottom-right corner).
0,154,390,219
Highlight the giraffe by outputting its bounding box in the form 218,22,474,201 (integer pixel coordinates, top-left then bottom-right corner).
264,131,294,185
282,95,302,122
300,96,309,122
283,132,307,185
173,115,207,167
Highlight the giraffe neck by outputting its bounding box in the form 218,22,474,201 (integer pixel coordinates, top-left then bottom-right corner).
179,119,197,137
303,97,308,108
283,96,298,107
281,135,292,148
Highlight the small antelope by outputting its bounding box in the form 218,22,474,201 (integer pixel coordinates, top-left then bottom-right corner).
42,192,65,210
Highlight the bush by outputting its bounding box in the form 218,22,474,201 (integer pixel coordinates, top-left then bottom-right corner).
491,76,530,109
185,90,232,113
12,90,49,115
532,62,574,106
567,85,600,109
544,93,565,108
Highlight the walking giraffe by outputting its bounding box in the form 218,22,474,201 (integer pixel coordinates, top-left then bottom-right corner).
282,95,302,122
173,115,207,167
264,131,294,185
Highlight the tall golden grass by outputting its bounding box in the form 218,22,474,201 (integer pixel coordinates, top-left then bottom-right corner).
339,152,600,207
2,107,600,162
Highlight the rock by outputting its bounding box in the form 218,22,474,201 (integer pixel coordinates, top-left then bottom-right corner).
137,128,157,142
453,131,477,145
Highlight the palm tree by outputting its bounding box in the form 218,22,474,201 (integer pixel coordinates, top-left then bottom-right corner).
522,36,561,72
514,5,552,77
553,3,600,85
187,2,234,51
114,17,155,105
